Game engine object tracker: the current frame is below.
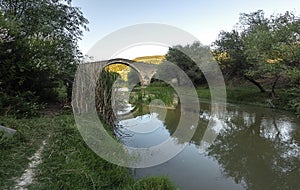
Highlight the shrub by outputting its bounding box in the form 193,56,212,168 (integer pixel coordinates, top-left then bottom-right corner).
131,176,177,190
0,91,43,118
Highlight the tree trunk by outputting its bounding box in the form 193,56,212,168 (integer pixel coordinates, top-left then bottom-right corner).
243,75,266,93
270,76,280,98
249,113,262,136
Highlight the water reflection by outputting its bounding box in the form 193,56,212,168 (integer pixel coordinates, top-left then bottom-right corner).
209,106,300,190
118,112,170,148
118,102,300,190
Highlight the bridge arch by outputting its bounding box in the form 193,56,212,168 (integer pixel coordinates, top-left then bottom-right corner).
102,58,157,86
105,58,143,84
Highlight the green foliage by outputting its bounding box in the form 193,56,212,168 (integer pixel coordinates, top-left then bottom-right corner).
0,114,177,189
213,30,247,79
130,176,178,190
129,83,176,107
286,87,300,116
0,0,88,117
208,111,300,190
213,10,300,106
0,116,52,188
196,86,211,100
241,11,300,82
95,70,119,129
0,91,43,118
198,84,300,115
0,131,12,147
214,11,300,76
197,85,269,106
28,114,133,190
165,41,208,86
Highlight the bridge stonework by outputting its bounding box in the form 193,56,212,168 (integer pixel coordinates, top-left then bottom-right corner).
91,58,158,86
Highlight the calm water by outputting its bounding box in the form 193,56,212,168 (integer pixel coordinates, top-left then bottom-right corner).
117,100,300,190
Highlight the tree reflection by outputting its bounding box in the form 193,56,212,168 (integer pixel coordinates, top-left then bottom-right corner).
208,111,300,190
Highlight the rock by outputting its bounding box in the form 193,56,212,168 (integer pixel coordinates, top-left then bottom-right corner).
0,125,16,135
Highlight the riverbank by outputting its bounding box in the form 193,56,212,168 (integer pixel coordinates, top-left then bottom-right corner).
197,86,269,105
197,85,299,116
1,84,297,189
0,112,177,189
130,82,299,116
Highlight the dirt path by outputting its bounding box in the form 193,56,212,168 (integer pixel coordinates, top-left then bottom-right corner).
14,139,47,190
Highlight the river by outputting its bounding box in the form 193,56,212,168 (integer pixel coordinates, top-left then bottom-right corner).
116,99,300,190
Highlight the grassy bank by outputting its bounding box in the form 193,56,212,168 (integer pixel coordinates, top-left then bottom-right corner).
0,113,177,190
130,83,275,109
130,83,176,107
196,86,269,105
132,81,299,115
131,82,272,107
197,85,299,115
0,116,52,188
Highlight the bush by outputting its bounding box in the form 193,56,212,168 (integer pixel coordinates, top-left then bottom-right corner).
131,176,178,190
287,87,300,117
0,91,43,118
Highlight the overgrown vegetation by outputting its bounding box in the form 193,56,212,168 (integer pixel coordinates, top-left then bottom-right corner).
1,3,299,189
0,1,178,188
0,116,54,188
0,114,177,189
162,10,299,115
212,10,300,115
129,82,177,107
0,0,88,117
95,70,119,129
164,42,208,86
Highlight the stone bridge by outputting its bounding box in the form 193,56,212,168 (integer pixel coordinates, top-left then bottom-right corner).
91,58,158,86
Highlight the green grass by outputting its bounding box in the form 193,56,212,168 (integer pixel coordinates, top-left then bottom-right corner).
196,86,211,100
197,84,299,116
225,86,269,105
0,114,177,190
128,176,178,190
130,84,176,106
131,82,284,110
0,116,53,188
28,114,133,189
131,81,298,115
197,85,274,106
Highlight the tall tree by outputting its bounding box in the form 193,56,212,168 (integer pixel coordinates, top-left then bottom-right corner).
165,41,207,86
213,10,300,96
0,0,88,115
242,10,300,97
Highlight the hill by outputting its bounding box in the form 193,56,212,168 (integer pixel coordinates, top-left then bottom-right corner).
133,55,166,64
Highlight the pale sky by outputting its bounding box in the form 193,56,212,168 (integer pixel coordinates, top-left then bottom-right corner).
73,0,299,60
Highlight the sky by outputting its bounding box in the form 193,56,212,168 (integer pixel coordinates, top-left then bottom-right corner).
72,0,299,60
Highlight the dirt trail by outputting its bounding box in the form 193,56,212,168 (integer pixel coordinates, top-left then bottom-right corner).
14,140,47,190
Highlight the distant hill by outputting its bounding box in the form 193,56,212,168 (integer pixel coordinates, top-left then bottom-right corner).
105,64,130,81
133,55,166,65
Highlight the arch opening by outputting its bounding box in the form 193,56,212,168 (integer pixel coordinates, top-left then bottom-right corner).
105,58,144,85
